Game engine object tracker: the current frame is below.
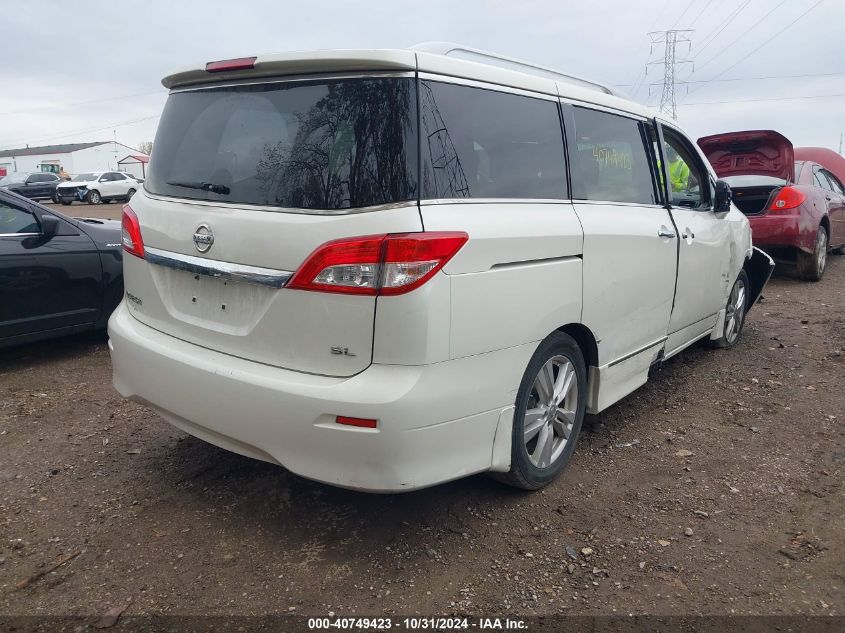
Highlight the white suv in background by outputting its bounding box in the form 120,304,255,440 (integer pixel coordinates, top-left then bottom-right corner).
56,171,139,205
108,45,774,492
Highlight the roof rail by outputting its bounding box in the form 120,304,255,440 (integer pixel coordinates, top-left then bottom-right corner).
410,41,620,96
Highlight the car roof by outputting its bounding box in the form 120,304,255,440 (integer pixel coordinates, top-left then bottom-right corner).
161,46,655,120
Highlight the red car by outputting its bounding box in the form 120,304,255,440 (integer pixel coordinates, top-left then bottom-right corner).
698,130,845,281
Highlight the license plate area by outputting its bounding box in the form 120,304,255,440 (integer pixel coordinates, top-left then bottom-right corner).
154,268,274,334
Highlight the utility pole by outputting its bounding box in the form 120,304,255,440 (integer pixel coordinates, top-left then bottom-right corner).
646,30,694,120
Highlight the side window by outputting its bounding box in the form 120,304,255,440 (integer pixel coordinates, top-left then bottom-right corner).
112,172,126,181
0,200,40,234
814,169,833,191
823,170,845,194
419,81,567,200
570,107,656,205
661,129,709,209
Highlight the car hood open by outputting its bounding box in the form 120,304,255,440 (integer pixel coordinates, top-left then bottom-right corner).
697,130,794,182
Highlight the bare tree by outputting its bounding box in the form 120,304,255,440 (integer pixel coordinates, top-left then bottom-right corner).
138,141,153,156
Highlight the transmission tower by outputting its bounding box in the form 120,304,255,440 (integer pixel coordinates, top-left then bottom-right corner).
646,30,694,120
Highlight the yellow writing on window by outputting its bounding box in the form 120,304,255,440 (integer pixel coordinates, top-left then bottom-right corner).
592,145,633,171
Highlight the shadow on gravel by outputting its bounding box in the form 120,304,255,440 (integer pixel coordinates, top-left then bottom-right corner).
0,330,108,372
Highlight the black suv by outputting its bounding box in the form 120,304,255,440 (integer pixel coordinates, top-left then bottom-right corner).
0,172,61,202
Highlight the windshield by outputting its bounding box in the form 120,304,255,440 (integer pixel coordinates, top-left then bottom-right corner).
0,174,26,185
146,77,418,210
72,173,99,182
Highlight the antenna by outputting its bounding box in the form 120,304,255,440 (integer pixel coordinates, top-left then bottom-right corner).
646,30,694,120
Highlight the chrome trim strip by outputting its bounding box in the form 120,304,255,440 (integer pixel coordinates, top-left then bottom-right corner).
418,71,559,101
560,98,648,121
144,247,292,288
572,199,665,210
141,191,418,216
608,337,668,368
421,197,572,205
0,232,40,237
170,71,416,93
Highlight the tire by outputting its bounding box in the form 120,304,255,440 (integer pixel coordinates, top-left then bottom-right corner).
710,269,749,349
126,188,136,201
796,227,828,281
51,192,59,203
60,200,72,206
86,190,101,205
493,332,587,490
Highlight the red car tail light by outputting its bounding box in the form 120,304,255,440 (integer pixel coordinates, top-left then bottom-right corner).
121,204,145,258
205,57,257,73
286,232,468,296
767,186,806,214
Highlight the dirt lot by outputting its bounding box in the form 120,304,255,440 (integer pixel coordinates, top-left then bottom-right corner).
1,256,843,621
44,201,122,221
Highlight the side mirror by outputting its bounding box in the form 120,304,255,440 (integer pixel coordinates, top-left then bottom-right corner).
41,215,60,237
714,180,732,214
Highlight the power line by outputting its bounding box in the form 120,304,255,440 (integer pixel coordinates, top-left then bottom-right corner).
694,0,789,73
669,0,697,29
683,91,845,106
614,70,845,87
0,90,164,116
692,0,753,61
0,115,160,150
682,0,826,100
685,0,716,29
625,0,673,98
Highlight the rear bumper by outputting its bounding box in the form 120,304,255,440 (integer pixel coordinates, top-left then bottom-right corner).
748,214,813,252
108,302,529,492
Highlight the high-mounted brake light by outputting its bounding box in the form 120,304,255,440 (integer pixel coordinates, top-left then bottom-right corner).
121,204,145,258
205,56,257,73
286,232,469,296
767,186,805,214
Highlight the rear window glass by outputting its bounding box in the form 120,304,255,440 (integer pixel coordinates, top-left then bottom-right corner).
419,81,567,200
570,107,656,205
147,77,418,210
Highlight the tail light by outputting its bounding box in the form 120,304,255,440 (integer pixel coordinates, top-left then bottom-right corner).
287,232,468,296
767,186,805,214
121,204,145,258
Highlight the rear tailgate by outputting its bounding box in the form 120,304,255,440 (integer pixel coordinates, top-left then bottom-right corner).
697,130,795,182
124,73,420,377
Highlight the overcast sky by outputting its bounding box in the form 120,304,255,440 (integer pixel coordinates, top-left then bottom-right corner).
1,0,842,153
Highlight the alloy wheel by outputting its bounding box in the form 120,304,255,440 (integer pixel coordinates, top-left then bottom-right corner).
816,230,828,277
523,355,578,469
724,277,747,344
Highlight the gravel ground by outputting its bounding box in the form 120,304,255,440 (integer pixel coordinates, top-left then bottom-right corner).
0,256,843,620
43,201,122,221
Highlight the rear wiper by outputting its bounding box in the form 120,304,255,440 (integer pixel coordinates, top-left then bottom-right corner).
166,180,231,195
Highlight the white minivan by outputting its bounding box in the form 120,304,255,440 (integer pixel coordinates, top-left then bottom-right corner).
108,44,773,492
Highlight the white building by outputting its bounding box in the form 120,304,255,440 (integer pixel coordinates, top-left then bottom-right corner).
0,141,142,177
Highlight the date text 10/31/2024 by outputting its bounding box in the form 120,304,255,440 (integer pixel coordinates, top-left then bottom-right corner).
307,617,528,630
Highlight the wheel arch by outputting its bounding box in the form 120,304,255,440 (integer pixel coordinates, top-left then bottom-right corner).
820,214,831,236
557,323,599,369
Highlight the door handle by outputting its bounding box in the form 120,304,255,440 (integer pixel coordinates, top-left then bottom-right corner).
682,228,695,240
658,226,676,239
